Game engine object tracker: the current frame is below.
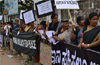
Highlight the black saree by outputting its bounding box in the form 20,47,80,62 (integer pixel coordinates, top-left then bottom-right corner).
83,26,100,52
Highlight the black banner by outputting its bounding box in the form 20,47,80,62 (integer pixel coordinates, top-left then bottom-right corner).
12,32,38,58
52,42,100,65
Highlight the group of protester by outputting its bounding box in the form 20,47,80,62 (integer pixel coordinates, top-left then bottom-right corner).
0,12,100,64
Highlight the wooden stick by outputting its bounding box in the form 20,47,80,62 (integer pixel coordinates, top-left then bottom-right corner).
68,9,76,31
68,9,74,25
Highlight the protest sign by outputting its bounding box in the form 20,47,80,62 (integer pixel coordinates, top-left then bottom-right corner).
22,10,35,24
40,43,52,65
20,10,26,20
35,0,55,18
12,32,38,58
55,0,79,9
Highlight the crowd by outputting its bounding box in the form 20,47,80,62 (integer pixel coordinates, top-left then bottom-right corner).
0,12,100,64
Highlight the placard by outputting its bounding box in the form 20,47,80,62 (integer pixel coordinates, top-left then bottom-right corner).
40,43,52,65
20,10,26,20
55,0,79,9
35,0,55,18
22,10,35,24
0,15,2,20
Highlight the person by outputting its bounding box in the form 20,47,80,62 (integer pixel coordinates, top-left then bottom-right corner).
52,20,72,43
4,22,12,49
48,14,61,31
28,22,35,32
35,24,40,32
39,21,47,37
19,20,26,32
13,19,20,32
38,21,50,43
78,12,100,52
72,16,85,45
1,23,4,34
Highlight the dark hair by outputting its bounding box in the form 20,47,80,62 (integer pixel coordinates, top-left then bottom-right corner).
15,19,19,22
84,18,90,25
89,12,98,20
51,14,58,19
76,16,84,25
61,19,69,23
20,20,23,22
40,21,46,28
85,12,98,25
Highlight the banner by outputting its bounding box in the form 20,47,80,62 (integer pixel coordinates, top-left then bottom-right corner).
52,42,100,65
0,35,3,47
35,0,55,18
4,0,18,15
12,32,38,58
22,10,36,24
55,0,79,9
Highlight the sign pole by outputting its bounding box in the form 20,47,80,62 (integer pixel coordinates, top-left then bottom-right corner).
68,9,74,25
68,9,76,31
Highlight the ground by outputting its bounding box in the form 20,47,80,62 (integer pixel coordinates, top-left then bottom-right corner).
0,47,22,65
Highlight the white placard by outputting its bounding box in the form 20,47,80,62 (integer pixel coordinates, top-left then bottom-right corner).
34,0,42,10
20,10,26,19
0,15,2,20
55,0,79,9
23,10,35,24
37,0,53,15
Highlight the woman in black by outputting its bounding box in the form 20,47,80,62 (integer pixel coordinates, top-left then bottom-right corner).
78,12,100,52
48,14,61,31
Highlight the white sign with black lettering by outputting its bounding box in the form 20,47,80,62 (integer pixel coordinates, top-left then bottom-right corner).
20,10,26,19
37,0,53,15
55,0,79,9
23,10,35,24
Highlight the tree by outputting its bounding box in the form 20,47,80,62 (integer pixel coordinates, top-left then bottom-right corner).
18,0,34,10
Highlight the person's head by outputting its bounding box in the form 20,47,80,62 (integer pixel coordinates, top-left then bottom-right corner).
20,20,24,25
15,19,19,25
7,22,11,26
76,16,85,26
40,21,46,29
89,12,99,26
61,20,69,29
29,22,34,28
13,23,16,26
51,14,58,23
85,12,99,26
